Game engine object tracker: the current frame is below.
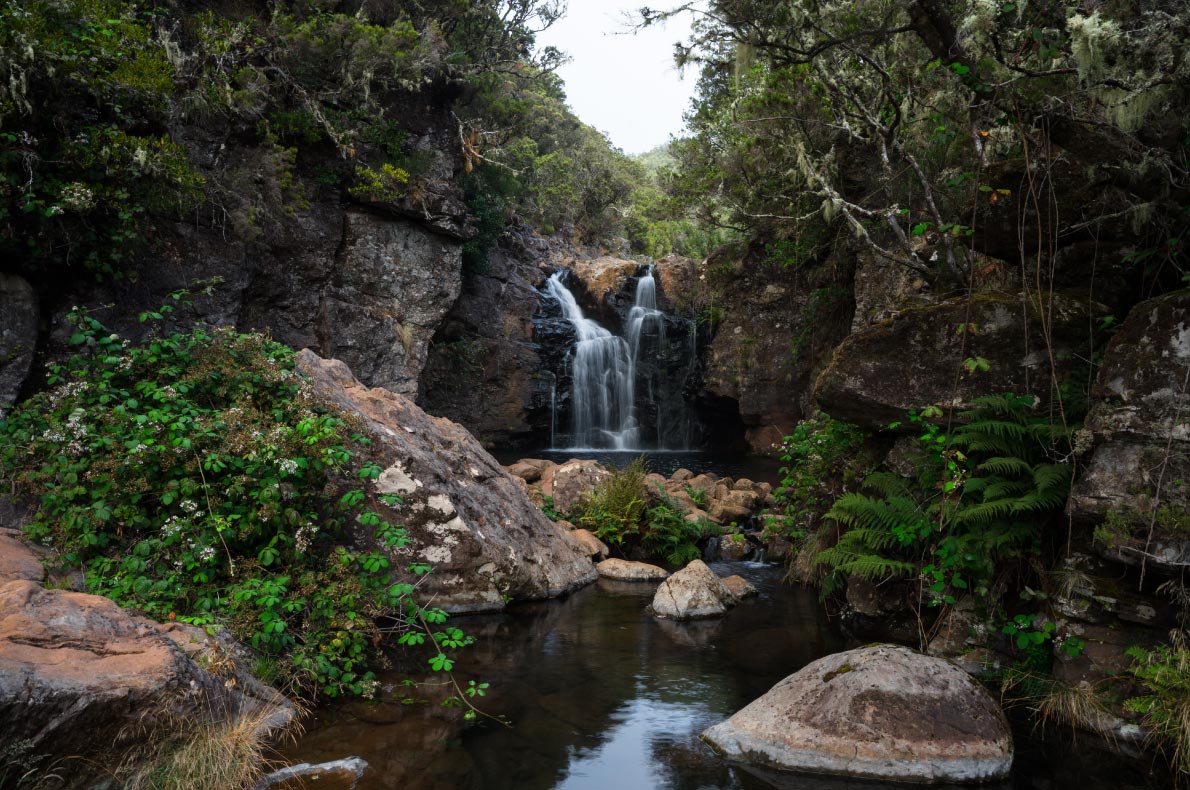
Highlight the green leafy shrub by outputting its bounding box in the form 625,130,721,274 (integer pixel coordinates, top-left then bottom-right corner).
818,395,1070,606
764,414,870,543
1125,645,1190,775
642,498,719,566
575,458,648,546
0,300,468,698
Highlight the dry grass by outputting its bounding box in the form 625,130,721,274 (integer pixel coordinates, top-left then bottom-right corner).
118,696,302,790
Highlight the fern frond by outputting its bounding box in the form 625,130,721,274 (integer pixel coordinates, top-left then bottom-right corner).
977,456,1033,477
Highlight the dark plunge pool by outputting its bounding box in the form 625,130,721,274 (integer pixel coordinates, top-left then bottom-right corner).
283,562,1163,790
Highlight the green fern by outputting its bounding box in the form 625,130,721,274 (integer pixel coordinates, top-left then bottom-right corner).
817,393,1072,604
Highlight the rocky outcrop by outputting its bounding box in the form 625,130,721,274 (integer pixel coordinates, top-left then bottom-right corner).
650,560,738,620
701,644,1013,784
694,245,855,454
1069,291,1190,572
0,539,292,787
596,559,669,581
316,212,463,397
297,351,596,612
0,274,37,410
526,458,611,513
420,244,555,447
567,255,640,314
816,292,1108,429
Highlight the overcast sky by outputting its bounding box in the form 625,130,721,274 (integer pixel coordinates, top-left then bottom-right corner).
535,2,696,155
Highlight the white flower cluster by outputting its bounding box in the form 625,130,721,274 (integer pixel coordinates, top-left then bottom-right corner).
198,546,217,563
59,182,95,211
162,515,185,538
278,458,299,475
294,524,318,552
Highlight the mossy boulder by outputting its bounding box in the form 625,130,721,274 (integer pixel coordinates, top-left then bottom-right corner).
702,644,1012,784
1069,290,1190,572
815,292,1108,429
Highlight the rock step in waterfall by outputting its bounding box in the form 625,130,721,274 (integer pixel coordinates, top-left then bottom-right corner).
544,266,695,451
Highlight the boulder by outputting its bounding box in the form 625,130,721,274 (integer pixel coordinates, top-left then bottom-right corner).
567,256,640,306
720,575,758,600
815,292,1109,429
538,459,611,513
571,529,609,560
504,461,543,483
701,644,1013,784
297,351,595,612
716,533,750,561
0,579,292,784
1069,291,1190,572
651,560,736,620
708,500,754,527
595,559,669,582
0,273,37,411
671,468,694,482
0,535,43,584
254,757,369,790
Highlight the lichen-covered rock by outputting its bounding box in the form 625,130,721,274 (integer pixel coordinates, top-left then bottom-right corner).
537,459,611,513
0,273,37,410
595,558,668,581
650,560,736,620
297,351,595,612
815,292,1108,429
1069,291,1190,572
566,255,640,308
0,579,292,786
317,212,463,397
702,644,1012,784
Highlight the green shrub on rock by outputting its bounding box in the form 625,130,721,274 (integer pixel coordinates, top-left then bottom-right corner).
0,301,465,698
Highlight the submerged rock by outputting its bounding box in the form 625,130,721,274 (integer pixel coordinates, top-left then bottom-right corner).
298,351,596,612
596,558,668,581
253,756,368,790
650,560,736,620
701,644,1012,784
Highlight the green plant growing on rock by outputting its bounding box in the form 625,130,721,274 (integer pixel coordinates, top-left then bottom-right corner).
642,497,719,566
575,458,649,547
817,395,1070,615
0,298,471,699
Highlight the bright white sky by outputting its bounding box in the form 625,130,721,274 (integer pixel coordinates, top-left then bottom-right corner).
535,1,696,155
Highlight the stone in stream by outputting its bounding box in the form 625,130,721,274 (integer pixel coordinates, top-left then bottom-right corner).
701,644,1013,784
596,558,669,581
571,528,609,560
650,560,737,620
720,575,758,600
253,757,368,789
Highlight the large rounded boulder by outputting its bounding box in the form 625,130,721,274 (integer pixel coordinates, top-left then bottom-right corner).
702,644,1012,784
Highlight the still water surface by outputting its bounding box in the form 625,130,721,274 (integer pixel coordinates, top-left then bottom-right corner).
285,562,1161,790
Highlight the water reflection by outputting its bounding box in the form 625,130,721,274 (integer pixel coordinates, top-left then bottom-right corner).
284,562,1162,790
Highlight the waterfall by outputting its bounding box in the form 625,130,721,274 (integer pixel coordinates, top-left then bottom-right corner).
544,266,696,451
545,272,639,449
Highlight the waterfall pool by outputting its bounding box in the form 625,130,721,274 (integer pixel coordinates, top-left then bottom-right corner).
492,449,785,483
281,562,1159,790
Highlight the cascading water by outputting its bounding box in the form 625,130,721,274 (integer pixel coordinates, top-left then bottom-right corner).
544,266,698,451
545,272,640,449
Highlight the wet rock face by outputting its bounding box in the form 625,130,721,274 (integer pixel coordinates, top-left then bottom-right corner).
702,644,1013,784
1070,291,1190,571
318,211,463,398
0,274,38,410
815,292,1109,429
420,247,553,447
297,351,596,613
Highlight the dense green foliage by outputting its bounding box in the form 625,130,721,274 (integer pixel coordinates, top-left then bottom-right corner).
649,0,1190,288
763,414,871,544
573,458,718,565
0,300,470,698
817,395,1070,611
0,0,704,282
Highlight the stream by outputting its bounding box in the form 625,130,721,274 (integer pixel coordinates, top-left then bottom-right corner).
282,561,1161,790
